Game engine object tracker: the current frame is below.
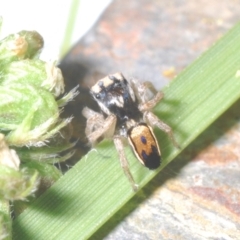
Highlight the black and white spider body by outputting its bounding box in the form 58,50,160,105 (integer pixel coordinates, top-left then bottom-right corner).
90,74,142,125
82,72,178,191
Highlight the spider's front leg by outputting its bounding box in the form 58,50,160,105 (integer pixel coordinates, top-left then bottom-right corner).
113,136,138,192
138,91,164,112
144,111,179,149
130,77,164,112
82,107,117,145
82,107,104,137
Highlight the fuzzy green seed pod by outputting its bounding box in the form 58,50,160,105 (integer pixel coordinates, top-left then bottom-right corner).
0,59,64,96
0,26,78,230
0,83,70,146
0,30,44,66
0,210,9,240
0,165,38,200
0,134,39,200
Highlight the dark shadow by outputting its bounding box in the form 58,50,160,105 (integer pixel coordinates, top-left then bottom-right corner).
58,59,101,170
12,187,84,239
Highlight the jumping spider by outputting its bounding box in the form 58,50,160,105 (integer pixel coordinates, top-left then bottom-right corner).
82,72,178,191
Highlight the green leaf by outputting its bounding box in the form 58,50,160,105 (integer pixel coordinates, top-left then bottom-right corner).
13,23,240,239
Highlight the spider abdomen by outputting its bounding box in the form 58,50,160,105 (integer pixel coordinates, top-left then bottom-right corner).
127,122,161,169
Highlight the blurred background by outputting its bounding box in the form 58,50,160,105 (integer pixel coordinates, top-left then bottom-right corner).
2,0,240,239
0,0,112,60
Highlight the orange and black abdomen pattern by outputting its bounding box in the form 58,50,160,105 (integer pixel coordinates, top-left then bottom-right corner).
127,123,161,169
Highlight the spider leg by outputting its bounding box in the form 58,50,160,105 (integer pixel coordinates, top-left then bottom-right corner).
139,91,164,111
82,107,117,145
88,114,116,145
130,77,160,103
141,81,158,95
82,107,105,138
82,107,102,119
113,136,138,191
144,111,179,148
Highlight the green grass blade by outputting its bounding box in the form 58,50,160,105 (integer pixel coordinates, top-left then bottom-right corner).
59,0,81,58
13,22,240,239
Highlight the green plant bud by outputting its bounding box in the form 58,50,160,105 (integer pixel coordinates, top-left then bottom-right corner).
20,162,62,209
0,197,11,240
0,83,58,130
0,134,20,170
16,142,76,164
0,83,70,146
0,59,65,96
19,30,44,59
0,165,38,200
0,212,9,240
0,30,44,65
13,161,63,216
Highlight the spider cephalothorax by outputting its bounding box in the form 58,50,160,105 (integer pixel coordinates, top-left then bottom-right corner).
90,73,142,126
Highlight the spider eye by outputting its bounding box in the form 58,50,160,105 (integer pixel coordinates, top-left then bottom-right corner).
95,94,100,99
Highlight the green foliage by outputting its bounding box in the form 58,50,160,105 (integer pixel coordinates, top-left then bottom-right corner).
0,26,77,239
